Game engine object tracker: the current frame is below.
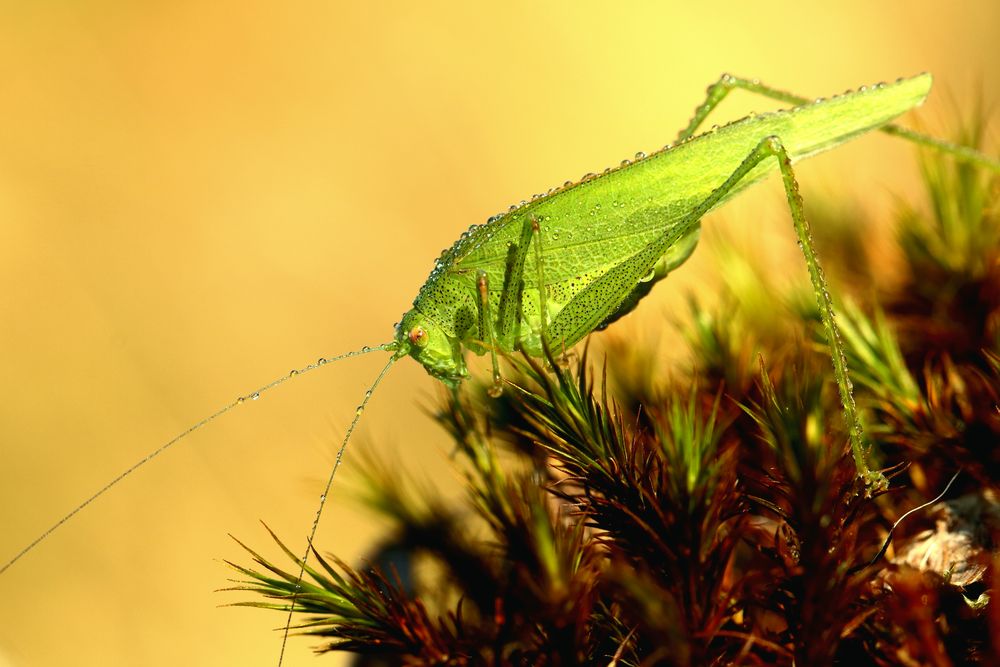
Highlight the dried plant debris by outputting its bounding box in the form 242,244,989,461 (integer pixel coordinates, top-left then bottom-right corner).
891,491,999,588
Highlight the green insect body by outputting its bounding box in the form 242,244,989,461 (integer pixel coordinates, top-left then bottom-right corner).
395,74,932,387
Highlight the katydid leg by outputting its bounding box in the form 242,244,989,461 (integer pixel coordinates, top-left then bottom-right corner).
476,216,546,395
476,270,504,396
530,217,550,346
765,136,882,488
678,74,1000,170
497,215,539,347
550,133,880,487
678,75,805,142
702,134,881,488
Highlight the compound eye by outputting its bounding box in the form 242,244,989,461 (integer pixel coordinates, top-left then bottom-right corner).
408,326,429,348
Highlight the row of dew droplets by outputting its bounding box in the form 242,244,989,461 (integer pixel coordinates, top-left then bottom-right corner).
233,344,386,404
0,341,397,577
277,351,399,665
424,77,904,284
478,131,672,226
780,140,872,488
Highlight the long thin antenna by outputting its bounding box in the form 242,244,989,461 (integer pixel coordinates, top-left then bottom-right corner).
276,352,398,666
0,342,397,576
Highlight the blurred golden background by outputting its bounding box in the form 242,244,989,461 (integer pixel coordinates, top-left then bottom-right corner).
0,2,997,665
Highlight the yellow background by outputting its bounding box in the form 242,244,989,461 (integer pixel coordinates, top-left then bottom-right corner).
1,2,997,665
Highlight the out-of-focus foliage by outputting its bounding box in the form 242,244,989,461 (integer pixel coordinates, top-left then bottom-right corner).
229,123,1000,666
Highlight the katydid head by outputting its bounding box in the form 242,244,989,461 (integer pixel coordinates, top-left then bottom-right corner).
396,309,468,387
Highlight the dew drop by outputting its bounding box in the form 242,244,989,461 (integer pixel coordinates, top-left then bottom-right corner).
318,357,328,365
251,392,260,401
634,151,646,160
289,369,298,377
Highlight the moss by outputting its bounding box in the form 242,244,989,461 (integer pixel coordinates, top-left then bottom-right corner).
229,121,1000,666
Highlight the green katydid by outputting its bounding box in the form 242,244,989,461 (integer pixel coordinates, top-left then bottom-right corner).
2,72,998,664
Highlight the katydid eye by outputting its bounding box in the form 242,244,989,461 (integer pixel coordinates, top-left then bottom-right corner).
408,326,429,348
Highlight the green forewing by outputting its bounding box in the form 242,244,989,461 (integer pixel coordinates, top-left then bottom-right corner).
413,74,932,353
